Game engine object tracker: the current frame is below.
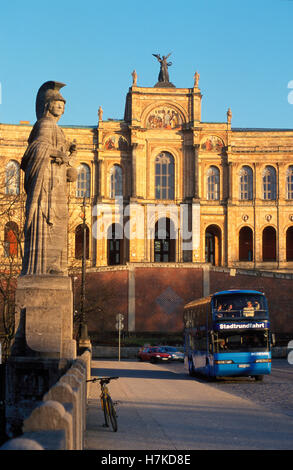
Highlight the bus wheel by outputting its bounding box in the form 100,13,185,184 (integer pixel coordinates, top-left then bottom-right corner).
254,375,264,381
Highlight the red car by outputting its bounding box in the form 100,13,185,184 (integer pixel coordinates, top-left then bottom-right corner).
138,346,172,363
137,346,152,361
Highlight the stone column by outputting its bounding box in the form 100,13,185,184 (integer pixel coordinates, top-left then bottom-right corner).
193,144,200,200
131,143,138,198
98,158,105,198
254,163,262,265
126,200,145,263
128,265,135,332
131,143,145,200
192,201,201,262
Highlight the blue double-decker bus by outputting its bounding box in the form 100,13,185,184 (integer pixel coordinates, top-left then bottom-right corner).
184,290,273,381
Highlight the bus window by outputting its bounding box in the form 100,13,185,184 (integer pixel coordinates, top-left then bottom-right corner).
213,330,269,353
212,293,268,319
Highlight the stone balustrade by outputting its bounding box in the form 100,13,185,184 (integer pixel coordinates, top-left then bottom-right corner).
0,349,91,451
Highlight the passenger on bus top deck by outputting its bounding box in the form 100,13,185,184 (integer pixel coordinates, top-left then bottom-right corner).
227,304,237,318
216,304,223,318
243,301,255,317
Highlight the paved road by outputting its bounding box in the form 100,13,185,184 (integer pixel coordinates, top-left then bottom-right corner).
208,358,293,419
85,358,293,451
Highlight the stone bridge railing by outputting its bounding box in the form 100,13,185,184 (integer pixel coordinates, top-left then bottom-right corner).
0,349,91,450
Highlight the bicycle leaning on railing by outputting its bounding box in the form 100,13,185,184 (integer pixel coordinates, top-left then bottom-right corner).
86,376,119,432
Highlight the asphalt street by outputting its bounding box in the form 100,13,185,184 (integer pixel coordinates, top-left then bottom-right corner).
85,358,293,451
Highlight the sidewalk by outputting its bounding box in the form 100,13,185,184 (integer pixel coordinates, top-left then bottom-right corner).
84,359,293,450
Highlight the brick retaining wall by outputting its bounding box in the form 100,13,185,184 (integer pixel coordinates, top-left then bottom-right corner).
74,263,293,337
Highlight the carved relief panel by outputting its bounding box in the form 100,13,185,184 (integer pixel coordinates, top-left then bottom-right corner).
104,135,129,150
200,135,224,152
146,106,183,129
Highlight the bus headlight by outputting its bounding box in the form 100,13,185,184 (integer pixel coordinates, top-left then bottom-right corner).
214,360,234,364
255,359,271,363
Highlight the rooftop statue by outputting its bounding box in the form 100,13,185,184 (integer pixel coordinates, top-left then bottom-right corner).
20,81,77,276
152,53,175,88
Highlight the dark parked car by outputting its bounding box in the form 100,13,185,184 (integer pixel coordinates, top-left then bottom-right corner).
158,346,184,361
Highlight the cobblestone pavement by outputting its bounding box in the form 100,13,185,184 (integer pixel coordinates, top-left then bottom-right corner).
196,358,293,419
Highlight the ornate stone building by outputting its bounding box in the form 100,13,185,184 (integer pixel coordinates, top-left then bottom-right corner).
1,71,293,273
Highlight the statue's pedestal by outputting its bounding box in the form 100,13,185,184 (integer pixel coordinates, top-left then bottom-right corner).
12,275,76,359
154,81,175,88
6,275,77,436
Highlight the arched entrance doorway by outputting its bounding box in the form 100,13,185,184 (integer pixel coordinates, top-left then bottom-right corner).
75,224,89,260
154,218,176,262
205,225,222,266
239,226,253,261
108,223,123,265
286,226,293,261
262,226,276,261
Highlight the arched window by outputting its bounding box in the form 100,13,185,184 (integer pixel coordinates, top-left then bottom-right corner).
155,152,175,200
263,166,276,200
286,226,293,261
5,160,20,195
286,166,293,200
154,218,175,262
239,166,253,200
262,226,276,261
75,224,89,259
207,166,220,200
239,226,253,261
4,221,19,257
76,164,90,198
107,223,123,265
110,165,123,198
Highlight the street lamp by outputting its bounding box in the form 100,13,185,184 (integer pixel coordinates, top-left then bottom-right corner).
79,196,90,348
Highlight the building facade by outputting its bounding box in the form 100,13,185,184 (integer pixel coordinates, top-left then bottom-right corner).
1,73,293,273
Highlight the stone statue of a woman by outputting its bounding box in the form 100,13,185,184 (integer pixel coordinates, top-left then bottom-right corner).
20,81,77,276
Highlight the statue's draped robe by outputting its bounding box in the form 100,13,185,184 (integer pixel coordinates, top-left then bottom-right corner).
21,117,68,275
158,59,170,83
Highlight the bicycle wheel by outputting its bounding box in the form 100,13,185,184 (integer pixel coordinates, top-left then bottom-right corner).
102,396,109,427
106,396,118,432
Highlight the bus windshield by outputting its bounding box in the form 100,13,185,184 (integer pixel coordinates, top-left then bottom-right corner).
212,293,267,319
213,330,269,353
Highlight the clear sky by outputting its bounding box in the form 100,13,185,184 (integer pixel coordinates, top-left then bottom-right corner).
1,0,293,129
